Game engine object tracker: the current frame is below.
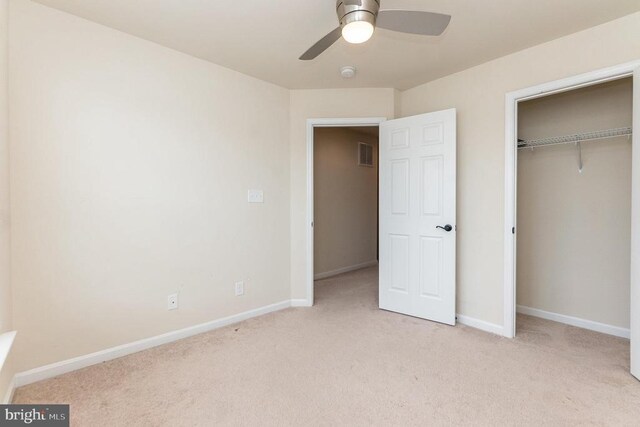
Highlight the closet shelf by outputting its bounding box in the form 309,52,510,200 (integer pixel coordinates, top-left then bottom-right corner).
517,127,632,150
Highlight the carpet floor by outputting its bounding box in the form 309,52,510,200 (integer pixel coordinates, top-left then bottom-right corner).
14,266,640,426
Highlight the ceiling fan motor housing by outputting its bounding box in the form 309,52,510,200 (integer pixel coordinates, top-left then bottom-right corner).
336,0,380,29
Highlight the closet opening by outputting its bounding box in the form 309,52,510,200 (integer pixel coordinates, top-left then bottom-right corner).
515,77,633,341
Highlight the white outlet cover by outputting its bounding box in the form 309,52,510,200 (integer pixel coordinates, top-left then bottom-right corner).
248,190,264,203
235,281,244,296
167,294,178,310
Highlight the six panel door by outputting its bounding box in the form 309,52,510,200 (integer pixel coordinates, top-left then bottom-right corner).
379,109,457,325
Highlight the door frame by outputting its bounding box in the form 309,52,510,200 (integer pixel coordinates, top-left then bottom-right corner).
503,60,640,339
305,117,387,306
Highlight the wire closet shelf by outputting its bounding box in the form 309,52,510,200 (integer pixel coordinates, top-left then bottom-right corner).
517,126,632,150
517,126,633,173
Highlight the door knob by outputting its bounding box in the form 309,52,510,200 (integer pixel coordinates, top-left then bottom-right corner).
436,224,453,232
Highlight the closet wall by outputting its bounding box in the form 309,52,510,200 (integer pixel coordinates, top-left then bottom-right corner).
517,78,633,329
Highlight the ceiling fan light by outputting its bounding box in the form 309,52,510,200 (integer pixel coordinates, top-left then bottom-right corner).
342,21,374,44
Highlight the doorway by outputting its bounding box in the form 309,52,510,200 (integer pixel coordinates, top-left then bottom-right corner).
504,61,640,379
313,126,380,291
305,118,386,306
306,111,458,325
516,78,632,338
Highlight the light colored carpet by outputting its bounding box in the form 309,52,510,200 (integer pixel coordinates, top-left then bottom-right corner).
14,266,640,426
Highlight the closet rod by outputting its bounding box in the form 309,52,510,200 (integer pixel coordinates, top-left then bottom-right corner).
517,126,632,150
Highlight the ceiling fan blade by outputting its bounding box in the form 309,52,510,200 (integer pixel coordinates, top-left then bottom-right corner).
377,10,451,36
299,27,343,60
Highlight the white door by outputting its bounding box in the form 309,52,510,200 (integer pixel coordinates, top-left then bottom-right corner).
632,68,640,380
379,109,457,325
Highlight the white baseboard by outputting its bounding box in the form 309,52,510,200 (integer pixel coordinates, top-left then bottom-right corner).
517,305,630,339
3,378,14,404
314,260,378,280
0,331,17,403
290,299,312,307
457,314,504,336
14,300,293,387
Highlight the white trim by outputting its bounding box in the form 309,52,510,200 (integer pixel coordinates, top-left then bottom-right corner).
456,314,504,336
504,89,518,339
314,260,378,280
504,60,640,339
0,331,16,374
517,305,630,339
631,68,640,379
0,331,16,404
306,117,386,307
14,300,293,387
3,378,14,404
290,299,311,307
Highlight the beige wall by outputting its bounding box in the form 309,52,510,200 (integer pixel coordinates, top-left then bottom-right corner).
289,89,397,300
9,0,290,372
0,0,9,333
9,1,399,372
517,78,632,328
314,127,378,277
401,12,640,326
0,0,14,403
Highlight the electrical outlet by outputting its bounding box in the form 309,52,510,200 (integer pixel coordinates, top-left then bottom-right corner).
167,293,178,310
248,190,264,203
235,281,244,296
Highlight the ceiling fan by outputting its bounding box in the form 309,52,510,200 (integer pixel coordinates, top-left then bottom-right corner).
299,0,451,60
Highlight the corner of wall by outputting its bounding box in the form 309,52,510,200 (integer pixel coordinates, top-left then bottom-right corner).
0,0,18,403
0,0,11,330
393,89,402,119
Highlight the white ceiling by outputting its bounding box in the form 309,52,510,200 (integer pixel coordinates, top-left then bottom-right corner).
32,0,640,90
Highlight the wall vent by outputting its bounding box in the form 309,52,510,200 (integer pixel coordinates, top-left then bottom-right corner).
358,142,374,167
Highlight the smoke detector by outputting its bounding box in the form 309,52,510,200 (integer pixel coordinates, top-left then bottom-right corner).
341,66,356,79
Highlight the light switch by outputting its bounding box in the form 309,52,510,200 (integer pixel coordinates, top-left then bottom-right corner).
248,190,264,203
